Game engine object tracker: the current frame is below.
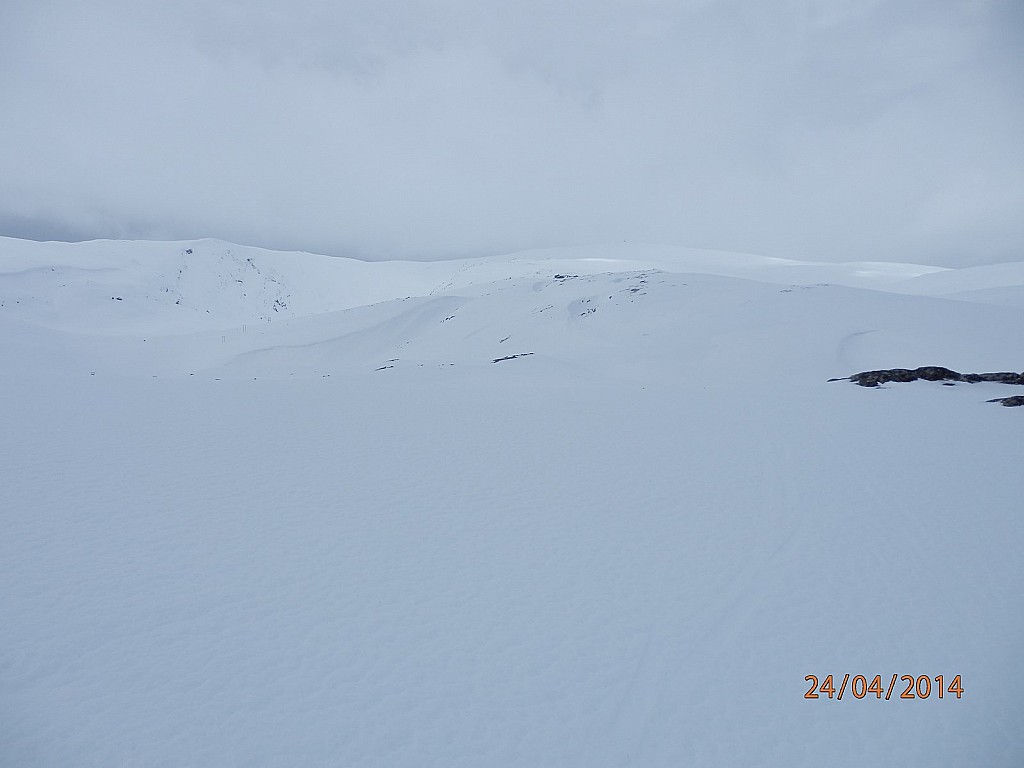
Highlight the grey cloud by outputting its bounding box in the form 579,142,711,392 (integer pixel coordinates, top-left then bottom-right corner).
1,0,1021,264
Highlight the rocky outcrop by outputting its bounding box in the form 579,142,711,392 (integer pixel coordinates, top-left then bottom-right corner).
987,395,1024,407
493,353,534,363
833,367,1024,388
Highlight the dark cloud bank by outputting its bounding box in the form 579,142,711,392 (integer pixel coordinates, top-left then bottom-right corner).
1,0,1021,265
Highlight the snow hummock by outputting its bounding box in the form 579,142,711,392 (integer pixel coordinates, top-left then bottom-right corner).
2,236,1022,767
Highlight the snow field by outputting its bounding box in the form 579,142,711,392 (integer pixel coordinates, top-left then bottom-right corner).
1,237,1022,766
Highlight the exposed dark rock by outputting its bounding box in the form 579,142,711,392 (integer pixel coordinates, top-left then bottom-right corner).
987,396,1024,407
493,353,534,363
837,367,1024,388
833,366,1024,407
961,372,1024,384
846,366,961,386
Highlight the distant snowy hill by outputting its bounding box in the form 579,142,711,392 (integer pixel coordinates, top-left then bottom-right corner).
2,237,1022,767
2,236,1020,380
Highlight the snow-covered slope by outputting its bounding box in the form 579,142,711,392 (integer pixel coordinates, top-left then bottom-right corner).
891,261,1024,307
2,237,1022,767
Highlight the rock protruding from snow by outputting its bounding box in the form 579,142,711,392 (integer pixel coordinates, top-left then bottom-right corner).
987,395,1024,407
834,367,1024,398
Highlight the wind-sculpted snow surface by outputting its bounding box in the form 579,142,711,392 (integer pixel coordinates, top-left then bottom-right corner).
1,237,1023,766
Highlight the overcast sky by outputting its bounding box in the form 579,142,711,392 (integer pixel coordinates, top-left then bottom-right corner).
1,0,1021,264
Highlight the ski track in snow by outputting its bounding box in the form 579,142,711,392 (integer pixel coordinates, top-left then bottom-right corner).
1,237,1023,767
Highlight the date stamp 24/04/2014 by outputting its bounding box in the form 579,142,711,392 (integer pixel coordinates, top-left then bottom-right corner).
805,674,963,701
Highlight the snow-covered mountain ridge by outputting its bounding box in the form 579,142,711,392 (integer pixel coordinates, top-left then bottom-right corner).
1,236,1002,330
2,236,1022,382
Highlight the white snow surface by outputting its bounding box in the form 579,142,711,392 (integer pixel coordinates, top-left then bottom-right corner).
2,237,1022,766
